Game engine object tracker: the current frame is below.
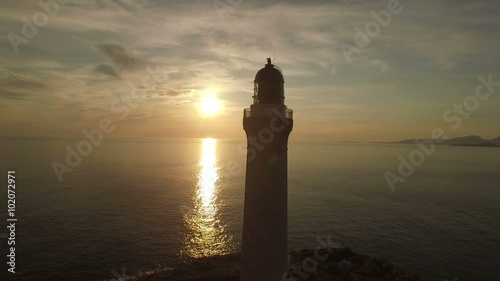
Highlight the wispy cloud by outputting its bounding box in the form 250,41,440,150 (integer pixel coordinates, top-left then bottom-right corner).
94,43,146,71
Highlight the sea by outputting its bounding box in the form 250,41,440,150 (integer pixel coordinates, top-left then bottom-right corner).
0,137,499,281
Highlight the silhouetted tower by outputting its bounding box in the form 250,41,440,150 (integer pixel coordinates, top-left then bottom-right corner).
241,58,293,281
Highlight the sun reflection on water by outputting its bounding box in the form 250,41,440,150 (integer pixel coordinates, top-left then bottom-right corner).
181,138,233,258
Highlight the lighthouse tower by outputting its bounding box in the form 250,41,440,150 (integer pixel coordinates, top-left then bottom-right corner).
241,58,293,281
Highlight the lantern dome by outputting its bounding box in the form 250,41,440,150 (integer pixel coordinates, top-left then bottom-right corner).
253,58,284,105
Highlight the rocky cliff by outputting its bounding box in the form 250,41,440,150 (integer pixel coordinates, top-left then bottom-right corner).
136,247,420,281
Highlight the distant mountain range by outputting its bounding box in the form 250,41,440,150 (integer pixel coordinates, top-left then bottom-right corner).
394,135,500,147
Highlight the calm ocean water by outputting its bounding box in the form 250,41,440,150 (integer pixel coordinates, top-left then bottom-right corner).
0,138,499,281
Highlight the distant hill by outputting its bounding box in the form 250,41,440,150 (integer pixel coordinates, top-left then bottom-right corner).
450,143,498,147
393,135,499,147
442,135,485,146
491,136,500,146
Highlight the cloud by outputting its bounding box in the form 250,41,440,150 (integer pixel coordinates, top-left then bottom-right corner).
166,89,195,97
94,43,146,71
94,64,121,78
370,59,390,72
131,85,194,106
3,72,48,90
0,91,31,100
0,0,499,139
0,71,50,100
70,0,145,12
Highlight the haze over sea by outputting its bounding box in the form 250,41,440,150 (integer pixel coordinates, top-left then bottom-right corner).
1,137,499,281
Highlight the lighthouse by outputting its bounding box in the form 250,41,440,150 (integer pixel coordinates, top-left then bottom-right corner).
241,58,293,281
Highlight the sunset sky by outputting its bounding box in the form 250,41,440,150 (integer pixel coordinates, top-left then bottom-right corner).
1,0,499,142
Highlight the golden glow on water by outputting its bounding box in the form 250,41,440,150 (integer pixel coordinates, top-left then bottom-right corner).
181,138,233,258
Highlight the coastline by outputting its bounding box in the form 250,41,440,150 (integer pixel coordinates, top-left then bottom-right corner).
136,247,420,281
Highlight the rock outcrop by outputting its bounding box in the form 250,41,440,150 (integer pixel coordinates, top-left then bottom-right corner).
136,247,420,281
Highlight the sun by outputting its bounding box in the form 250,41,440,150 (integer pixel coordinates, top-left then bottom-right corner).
199,96,222,116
